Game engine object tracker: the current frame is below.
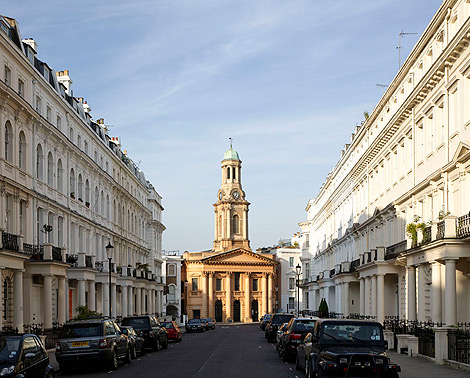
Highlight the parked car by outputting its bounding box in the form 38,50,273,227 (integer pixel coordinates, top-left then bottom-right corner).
160,321,182,343
200,318,210,331
275,322,289,355
185,319,205,333
121,315,168,351
120,326,145,358
0,332,55,378
265,314,295,342
296,319,401,378
259,314,273,331
203,318,216,330
278,317,317,362
55,318,131,372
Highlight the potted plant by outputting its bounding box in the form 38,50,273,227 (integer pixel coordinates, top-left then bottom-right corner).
318,298,329,318
70,192,75,199
85,201,90,208
78,197,83,202
406,215,426,248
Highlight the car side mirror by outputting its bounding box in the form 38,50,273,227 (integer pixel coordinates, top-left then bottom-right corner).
24,352,35,359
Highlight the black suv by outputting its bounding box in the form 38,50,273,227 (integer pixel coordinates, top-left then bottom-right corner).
121,315,168,351
278,317,317,362
265,314,295,342
296,319,400,378
55,318,131,372
0,333,54,378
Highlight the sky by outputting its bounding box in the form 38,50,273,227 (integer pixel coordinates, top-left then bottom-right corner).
3,0,443,252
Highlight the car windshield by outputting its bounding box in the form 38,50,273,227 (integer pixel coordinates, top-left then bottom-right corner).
272,315,294,325
0,337,21,363
161,322,174,329
322,323,383,343
293,320,316,332
60,324,102,338
188,320,201,325
122,318,150,330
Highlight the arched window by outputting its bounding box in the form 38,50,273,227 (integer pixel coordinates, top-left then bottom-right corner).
232,214,240,234
218,215,222,235
47,152,53,186
36,144,43,180
94,187,99,211
168,284,176,302
69,168,75,197
85,179,90,204
78,174,83,200
57,159,63,192
4,121,12,163
18,131,26,169
106,195,110,220
100,191,104,216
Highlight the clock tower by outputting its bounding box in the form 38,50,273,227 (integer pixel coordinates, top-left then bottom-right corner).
213,146,251,252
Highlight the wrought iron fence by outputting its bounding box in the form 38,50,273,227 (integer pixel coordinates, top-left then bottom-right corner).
2,232,19,251
52,246,62,262
44,322,63,349
347,313,377,320
448,323,470,365
385,240,407,260
24,244,44,260
422,226,432,245
23,323,44,335
436,221,445,240
456,213,470,238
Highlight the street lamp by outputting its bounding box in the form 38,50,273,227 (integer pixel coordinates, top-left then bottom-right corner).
105,240,114,318
295,263,301,316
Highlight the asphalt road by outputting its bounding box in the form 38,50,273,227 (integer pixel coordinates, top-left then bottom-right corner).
59,324,300,378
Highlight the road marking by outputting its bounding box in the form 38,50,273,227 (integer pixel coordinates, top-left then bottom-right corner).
137,359,141,361
258,346,261,348
289,367,292,370
107,371,113,374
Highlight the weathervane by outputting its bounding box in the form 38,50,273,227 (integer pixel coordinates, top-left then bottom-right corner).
229,137,233,149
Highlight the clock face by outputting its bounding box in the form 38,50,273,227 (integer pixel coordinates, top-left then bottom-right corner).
232,190,240,199
218,192,223,200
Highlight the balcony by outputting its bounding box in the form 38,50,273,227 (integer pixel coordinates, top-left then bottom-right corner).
25,243,64,262
2,232,19,251
385,240,407,260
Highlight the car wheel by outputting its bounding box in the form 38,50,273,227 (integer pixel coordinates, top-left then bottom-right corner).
131,345,137,359
163,337,168,349
108,349,118,370
124,347,132,364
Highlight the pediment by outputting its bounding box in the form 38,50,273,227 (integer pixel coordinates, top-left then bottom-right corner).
452,141,470,163
201,249,277,266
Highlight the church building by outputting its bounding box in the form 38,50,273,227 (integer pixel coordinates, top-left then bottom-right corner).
182,146,277,322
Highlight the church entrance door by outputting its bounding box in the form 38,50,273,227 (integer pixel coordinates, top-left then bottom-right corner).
233,300,241,322
251,300,259,321
215,300,223,322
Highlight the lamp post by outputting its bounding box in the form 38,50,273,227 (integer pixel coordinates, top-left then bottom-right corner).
295,263,301,316
105,241,114,318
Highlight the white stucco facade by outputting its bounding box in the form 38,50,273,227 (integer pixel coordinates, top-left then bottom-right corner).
274,247,302,314
301,0,470,325
0,16,165,331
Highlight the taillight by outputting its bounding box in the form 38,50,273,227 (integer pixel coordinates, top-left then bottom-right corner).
289,333,302,340
99,339,108,349
55,341,61,351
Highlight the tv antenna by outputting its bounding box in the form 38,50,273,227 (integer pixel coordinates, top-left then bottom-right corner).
397,30,417,69
376,83,388,95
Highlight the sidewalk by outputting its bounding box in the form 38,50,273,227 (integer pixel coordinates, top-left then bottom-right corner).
47,349,59,372
388,351,469,378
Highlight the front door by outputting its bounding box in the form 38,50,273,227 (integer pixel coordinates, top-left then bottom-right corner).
251,300,259,321
233,300,240,322
215,300,223,322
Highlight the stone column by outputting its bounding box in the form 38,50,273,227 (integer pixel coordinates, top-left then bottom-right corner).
431,261,442,323
359,278,365,316
343,281,350,317
417,264,426,322
371,275,377,318
58,277,66,324
128,287,133,316
140,288,145,315
13,270,24,332
23,274,32,324
202,273,208,318
135,288,141,315
244,272,250,322
208,273,214,319
323,285,330,312
444,258,458,326
112,284,118,316
407,266,417,321
88,281,96,311
261,273,268,314
102,282,110,317
43,275,53,328
376,274,385,324
268,273,273,314
78,279,86,307
225,273,232,321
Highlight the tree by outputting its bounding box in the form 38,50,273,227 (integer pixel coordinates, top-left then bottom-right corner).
318,298,329,318
74,305,102,320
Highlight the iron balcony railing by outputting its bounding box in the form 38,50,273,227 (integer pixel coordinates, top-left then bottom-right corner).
85,255,93,268
422,226,432,245
2,232,19,251
24,244,44,259
385,240,406,260
52,246,62,262
456,213,470,238
350,258,360,272
436,220,445,239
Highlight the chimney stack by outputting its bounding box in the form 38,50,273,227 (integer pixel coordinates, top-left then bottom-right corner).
56,70,73,95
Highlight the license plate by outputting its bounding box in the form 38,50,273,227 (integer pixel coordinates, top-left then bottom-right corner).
71,341,89,347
